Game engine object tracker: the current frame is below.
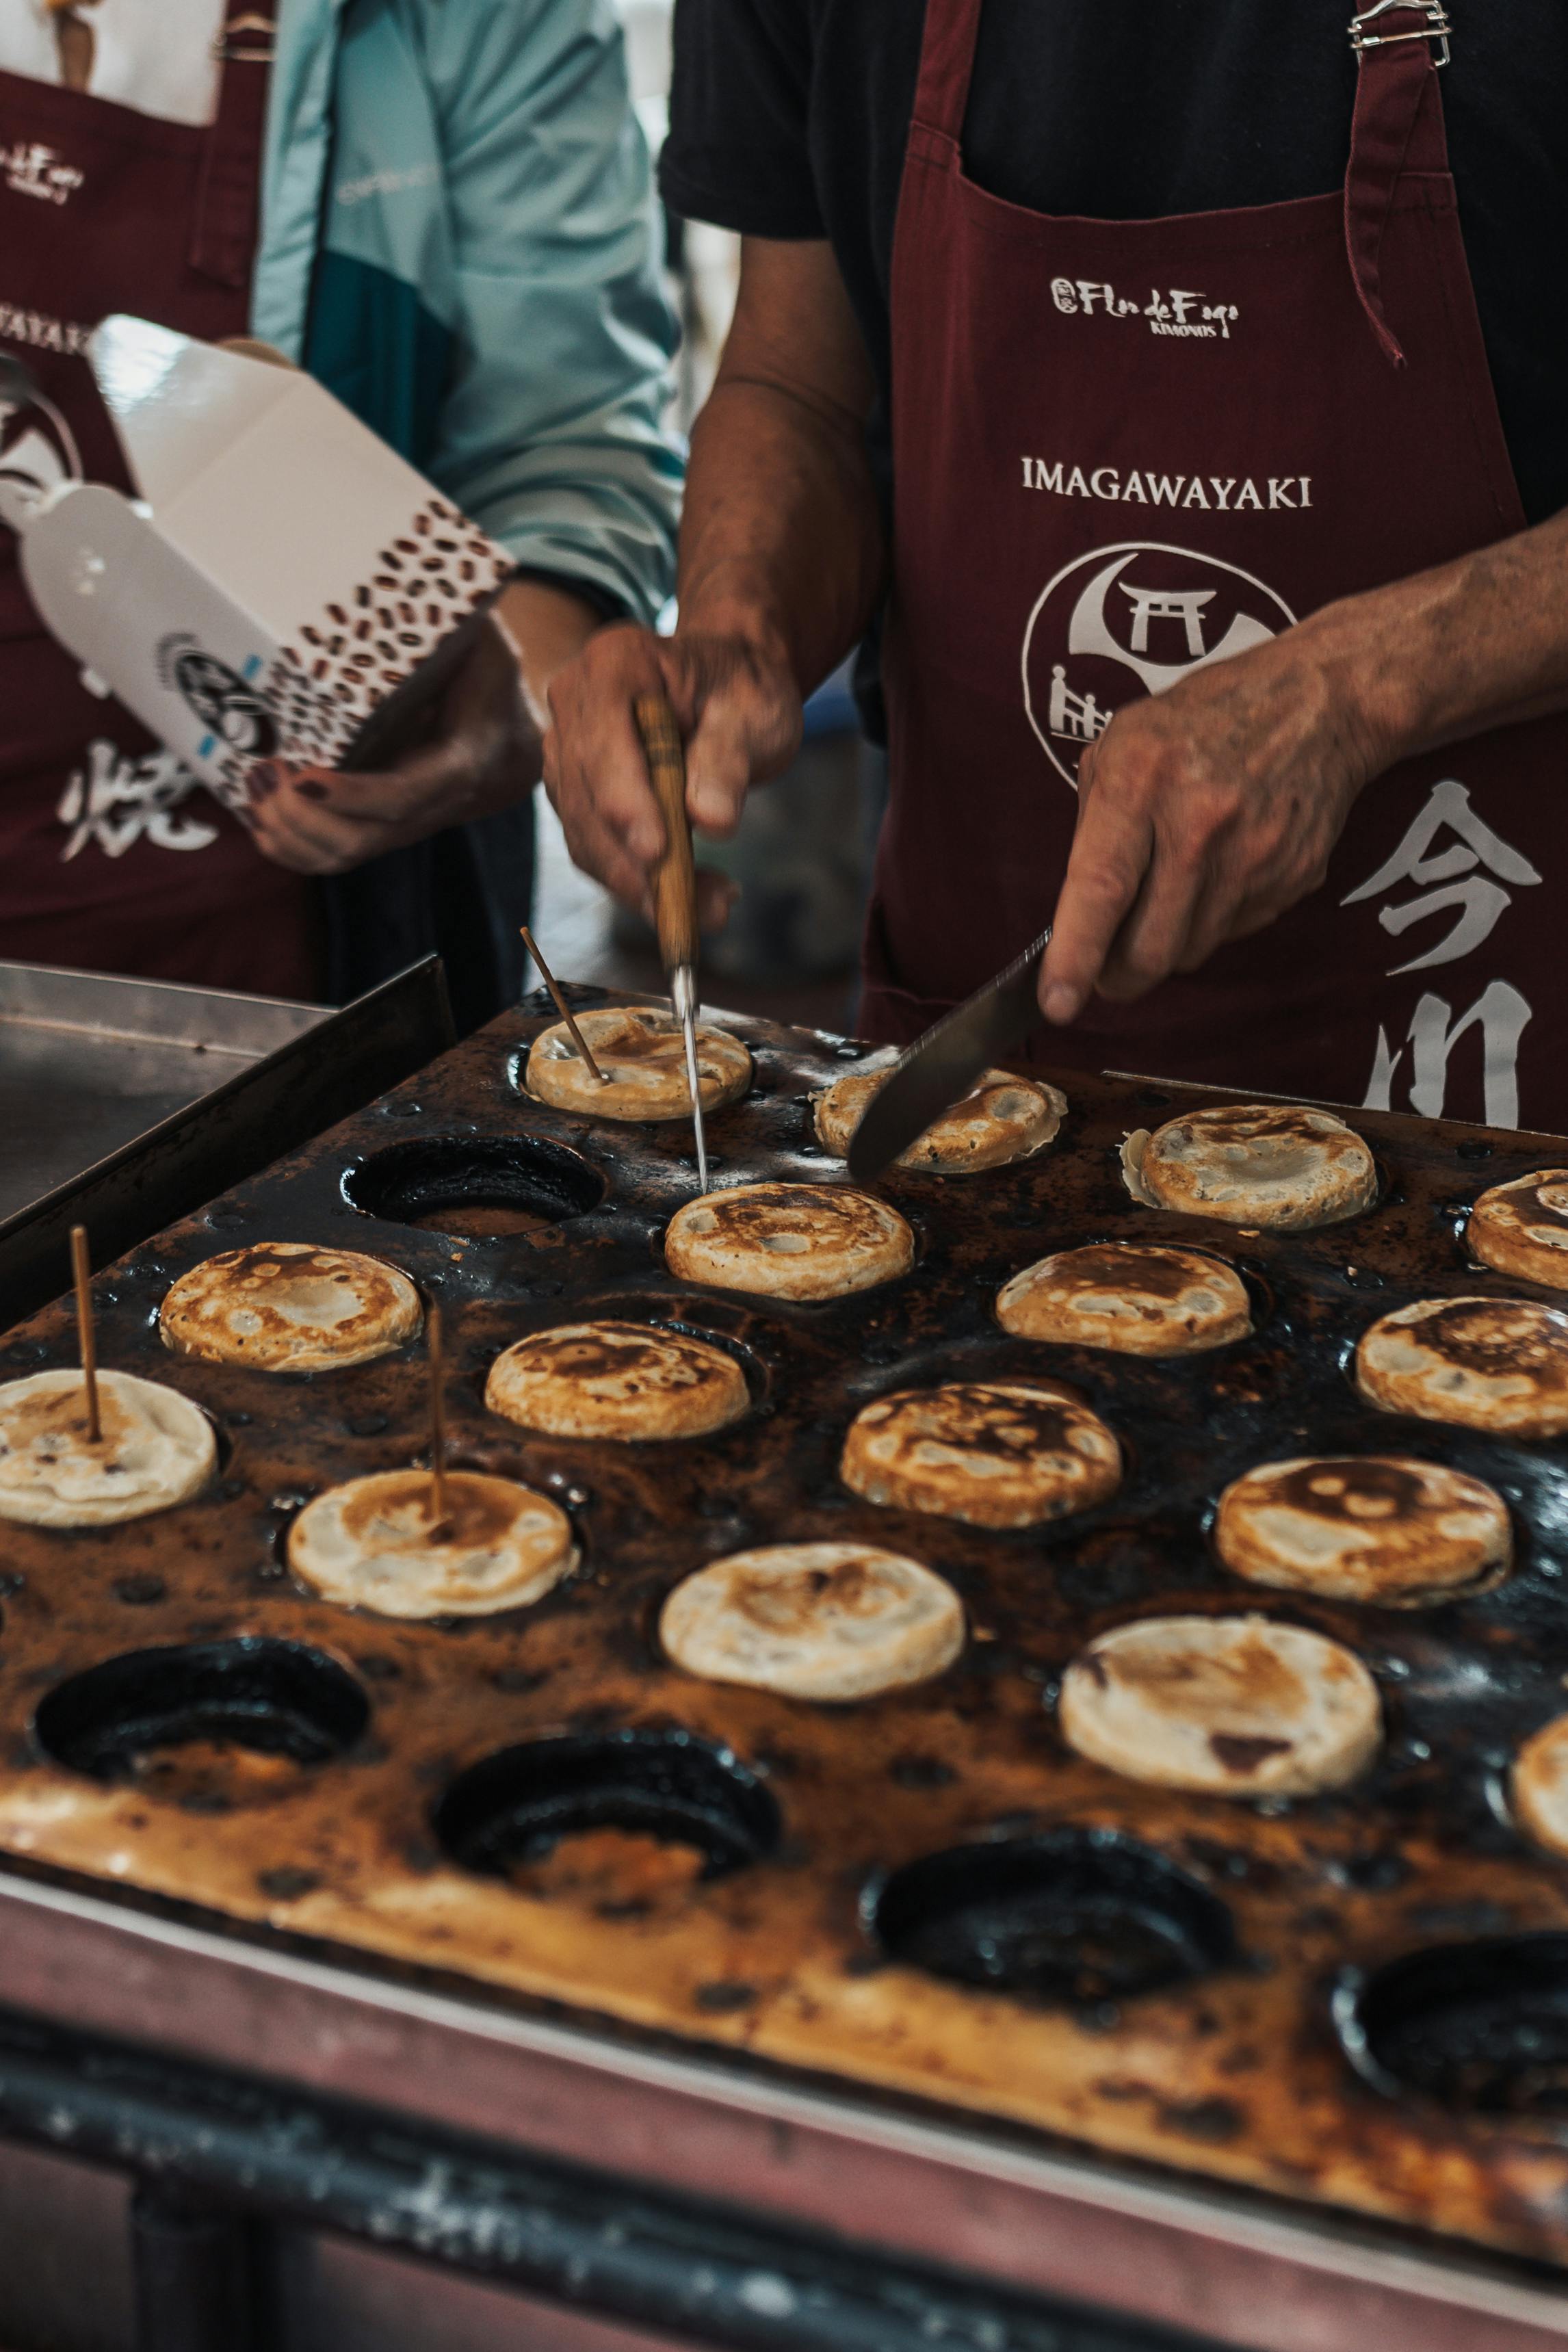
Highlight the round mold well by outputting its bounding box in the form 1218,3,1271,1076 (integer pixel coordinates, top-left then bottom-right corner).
434,1728,781,1883
343,1135,605,1240
1337,1934,1568,2117
869,1829,1237,2005
34,1636,369,1808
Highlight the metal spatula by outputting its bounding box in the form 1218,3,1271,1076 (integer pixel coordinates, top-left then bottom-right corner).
635,693,709,1192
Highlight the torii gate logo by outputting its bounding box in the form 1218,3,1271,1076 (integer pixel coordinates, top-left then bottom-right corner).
1021,542,1296,790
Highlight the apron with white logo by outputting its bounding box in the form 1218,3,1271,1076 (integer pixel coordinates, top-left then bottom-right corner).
864,1,1565,1132
0,23,319,997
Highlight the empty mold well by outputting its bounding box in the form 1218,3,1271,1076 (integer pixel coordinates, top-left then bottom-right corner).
1338,1935,1568,2116
343,1136,605,1238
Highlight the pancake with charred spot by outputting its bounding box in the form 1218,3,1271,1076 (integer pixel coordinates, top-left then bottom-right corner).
485,1320,748,1440
1215,1454,1511,1605
524,1006,750,1121
664,1181,913,1301
287,1469,577,1618
1467,1171,1568,1291
1356,1295,1568,1438
660,1540,964,1701
160,1242,422,1373
997,1241,1251,1355
841,1380,1121,1529
1124,1103,1376,1230
0,1368,215,1528
813,1064,1065,1174
1058,1615,1382,1797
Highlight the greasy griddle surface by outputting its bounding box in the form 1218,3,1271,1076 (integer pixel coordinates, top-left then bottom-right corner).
4,1001,1568,2261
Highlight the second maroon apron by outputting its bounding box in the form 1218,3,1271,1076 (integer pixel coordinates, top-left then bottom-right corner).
0,23,320,997
865,2,1564,1132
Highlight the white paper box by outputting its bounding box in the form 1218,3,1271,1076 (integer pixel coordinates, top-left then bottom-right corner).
12,315,512,802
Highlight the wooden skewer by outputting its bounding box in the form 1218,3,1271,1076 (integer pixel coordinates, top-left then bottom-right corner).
521,927,607,1083
69,1224,101,1443
426,1298,450,1537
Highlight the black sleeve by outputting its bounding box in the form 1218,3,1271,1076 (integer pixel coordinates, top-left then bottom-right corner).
659,0,825,237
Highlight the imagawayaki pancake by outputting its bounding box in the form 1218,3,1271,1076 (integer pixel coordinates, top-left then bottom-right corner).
524,1006,750,1120
160,1242,421,1372
1214,1455,1511,1605
813,1064,1065,1174
287,1469,577,1619
484,1320,748,1440
664,1181,913,1301
1511,1714,1568,1858
0,1368,215,1528
997,1242,1251,1355
1356,1296,1568,1439
1058,1615,1382,1797
660,1541,964,1701
1467,1172,1568,1291
841,1381,1121,1528
1123,1103,1376,1230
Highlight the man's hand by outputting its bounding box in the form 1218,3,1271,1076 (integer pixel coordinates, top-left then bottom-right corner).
542,620,802,926
246,577,599,876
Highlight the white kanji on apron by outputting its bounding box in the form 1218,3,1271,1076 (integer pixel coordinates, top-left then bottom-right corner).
1346,779,1541,1125
56,739,218,859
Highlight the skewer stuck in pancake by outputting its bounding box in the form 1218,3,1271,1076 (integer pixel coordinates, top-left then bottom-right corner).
664,1182,913,1301
997,1242,1251,1356
525,1006,750,1121
841,1381,1121,1528
485,1320,748,1440
1467,1173,1568,1291
1356,1296,1568,1439
661,1541,963,1701
160,1242,422,1372
0,1368,215,1527
813,1064,1064,1174
287,1469,577,1618
1123,1103,1376,1231
1059,1615,1381,1797
1214,1455,1511,1606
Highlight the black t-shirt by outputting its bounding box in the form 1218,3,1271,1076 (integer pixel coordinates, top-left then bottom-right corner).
662,1,1568,534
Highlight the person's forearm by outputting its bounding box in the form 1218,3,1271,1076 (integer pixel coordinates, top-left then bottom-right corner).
1311,506,1568,774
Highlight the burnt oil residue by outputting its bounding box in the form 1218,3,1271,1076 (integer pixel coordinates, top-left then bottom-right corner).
14,998,1568,2262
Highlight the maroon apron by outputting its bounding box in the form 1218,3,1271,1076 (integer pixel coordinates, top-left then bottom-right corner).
865,2,1565,1132
0,23,320,997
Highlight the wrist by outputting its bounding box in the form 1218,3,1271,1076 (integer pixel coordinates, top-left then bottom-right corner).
1295,584,1432,781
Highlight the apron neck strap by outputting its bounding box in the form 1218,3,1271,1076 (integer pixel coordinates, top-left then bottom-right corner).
190,12,273,289
910,0,984,143
1344,3,1452,367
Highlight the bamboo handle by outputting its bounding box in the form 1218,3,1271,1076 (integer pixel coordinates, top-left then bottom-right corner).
636,694,698,972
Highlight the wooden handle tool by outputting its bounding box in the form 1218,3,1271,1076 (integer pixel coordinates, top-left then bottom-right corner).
521,926,606,1082
69,1224,101,1443
635,693,708,1191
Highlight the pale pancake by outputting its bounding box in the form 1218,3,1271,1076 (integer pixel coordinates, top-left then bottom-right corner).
997,1242,1251,1356
287,1469,577,1619
841,1381,1121,1529
813,1064,1065,1174
1059,1615,1381,1797
1125,1103,1376,1229
1356,1295,1568,1439
1511,1714,1568,1857
0,1368,215,1528
525,1006,750,1121
660,1541,963,1701
484,1320,748,1440
664,1182,913,1301
1468,1172,1568,1291
161,1242,421,1372
1214,1455,1511,1606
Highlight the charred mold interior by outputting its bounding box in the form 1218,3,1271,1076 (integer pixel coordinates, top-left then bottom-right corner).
343,1134,606,1238
35,1637,369,1789
1344,1934,1568,2117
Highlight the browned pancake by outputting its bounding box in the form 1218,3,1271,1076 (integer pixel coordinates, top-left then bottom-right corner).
813,1065,1065,1174
1214,1454,1511,1604
1125,1103,1376,1230
484,1320,748,1440
287,1468,577,1618
660,1541,964,1700
1513,1714,1568,1857
840,1380,1121,1528
0,1369,215,1528
1467,1172,1568,1290
1356,1295,1568,1438
664,1182,913,1301
160,1242,422,1372
525,1007,751,1120
996,1242,1251,1355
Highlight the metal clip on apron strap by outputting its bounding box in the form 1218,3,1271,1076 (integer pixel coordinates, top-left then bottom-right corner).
189,17,272,289
1344,1,1453,368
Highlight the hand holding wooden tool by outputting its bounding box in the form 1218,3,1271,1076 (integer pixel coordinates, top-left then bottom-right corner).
68,1223,101,1443
634,693,709,1192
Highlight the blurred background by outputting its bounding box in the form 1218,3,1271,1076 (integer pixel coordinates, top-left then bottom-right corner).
526,0,886,1036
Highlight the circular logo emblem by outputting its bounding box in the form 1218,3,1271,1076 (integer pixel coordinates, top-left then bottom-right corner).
169,649,278,758
1022,541,1296,791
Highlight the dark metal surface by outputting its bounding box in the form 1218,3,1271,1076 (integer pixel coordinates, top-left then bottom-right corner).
846,926,1051,1182
5,993,1568,2286
0,955,453,1330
